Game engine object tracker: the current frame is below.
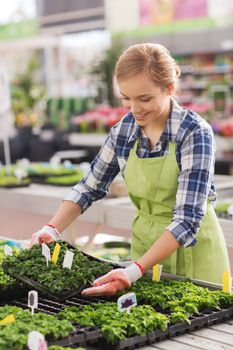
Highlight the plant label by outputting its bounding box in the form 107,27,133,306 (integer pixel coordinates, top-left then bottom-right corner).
63,250,74,269
152,264,163,282
0,314,15,325
27,331,47,350
28,290,38,315
117,292,137,313
41,243,51,266
51,242,61,264
222,271,232,293
4,244,13,256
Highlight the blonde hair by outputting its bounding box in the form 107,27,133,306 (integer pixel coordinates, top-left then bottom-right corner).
115,43,180,92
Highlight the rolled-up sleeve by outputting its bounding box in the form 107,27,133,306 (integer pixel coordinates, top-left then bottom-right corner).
167,127,215,247
64,130,120,212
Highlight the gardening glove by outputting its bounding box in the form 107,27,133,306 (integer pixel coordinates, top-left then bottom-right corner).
28,224,61,248
81,262,144,296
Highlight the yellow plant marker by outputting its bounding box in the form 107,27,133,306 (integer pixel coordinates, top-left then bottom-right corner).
222,271,232,293
152,264,163,282
51,243,61,264
152,264,159,281
0,314,15,325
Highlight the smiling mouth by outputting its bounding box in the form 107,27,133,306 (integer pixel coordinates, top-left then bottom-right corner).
134,113,148,120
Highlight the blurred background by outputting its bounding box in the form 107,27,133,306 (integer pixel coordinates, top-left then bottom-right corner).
0,0,233,168
0,0,233,264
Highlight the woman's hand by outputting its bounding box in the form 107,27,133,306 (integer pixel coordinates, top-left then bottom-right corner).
81,263,144,296
28,225,60,247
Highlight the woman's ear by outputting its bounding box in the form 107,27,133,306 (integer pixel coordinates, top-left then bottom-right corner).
167,83,175,95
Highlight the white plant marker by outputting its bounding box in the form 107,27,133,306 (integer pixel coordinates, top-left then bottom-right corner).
41,243,51,266
28,290,38,316
28,331,47,350
117,292,137,314
63,250,74,269
4,245,13,256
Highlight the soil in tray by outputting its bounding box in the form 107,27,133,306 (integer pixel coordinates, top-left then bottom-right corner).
3,241,115,299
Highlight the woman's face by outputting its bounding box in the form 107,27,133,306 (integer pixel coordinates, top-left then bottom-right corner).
118,72,172,127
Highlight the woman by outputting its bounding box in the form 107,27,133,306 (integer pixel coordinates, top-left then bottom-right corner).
30,43,230,296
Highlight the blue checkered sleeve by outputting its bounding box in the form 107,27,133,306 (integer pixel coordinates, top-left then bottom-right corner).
64,130,120,211
167,127,215,247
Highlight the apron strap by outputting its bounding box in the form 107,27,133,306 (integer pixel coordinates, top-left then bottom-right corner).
168,141,176,155
133,139,139,151
184,247,194,278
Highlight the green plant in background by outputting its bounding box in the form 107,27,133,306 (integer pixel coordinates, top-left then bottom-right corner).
48,347,86,350
45,172,83,186
27,163,78,177
90,41,124,106
0,176,30,187
11,52,47,127
215,201,233,214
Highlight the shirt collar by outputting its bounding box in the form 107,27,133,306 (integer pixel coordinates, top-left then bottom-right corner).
162,98,185,142
128,119,141,143
128,98,185,144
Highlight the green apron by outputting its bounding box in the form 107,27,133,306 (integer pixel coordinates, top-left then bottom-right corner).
124,140,230,284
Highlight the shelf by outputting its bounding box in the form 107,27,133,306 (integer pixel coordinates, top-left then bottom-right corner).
180,82,208,90
180,65,232,75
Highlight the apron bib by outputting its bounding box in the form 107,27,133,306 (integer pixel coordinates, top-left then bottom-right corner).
124,139,230,284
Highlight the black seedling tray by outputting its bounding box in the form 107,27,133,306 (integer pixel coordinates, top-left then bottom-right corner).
6,294,102,348
216,212,233,220
28,171,76,179
95,328,169,350
90,305,233,350
2,285,233,350
3,244,120,301
44,181,80,187
1,270,82,301
0,283,28,303
0,182,30,189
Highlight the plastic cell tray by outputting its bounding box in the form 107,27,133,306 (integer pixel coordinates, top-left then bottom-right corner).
2,262,233,349
5,295,102,348
3,246,120,300
0,284,28,303
3,288,233,350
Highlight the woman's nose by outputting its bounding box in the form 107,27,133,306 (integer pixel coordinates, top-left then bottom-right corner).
130,101,141,113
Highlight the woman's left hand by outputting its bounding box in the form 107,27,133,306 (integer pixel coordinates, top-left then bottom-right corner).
81,263,144,296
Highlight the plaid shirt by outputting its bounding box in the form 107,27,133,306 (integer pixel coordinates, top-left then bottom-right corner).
65,99,216,247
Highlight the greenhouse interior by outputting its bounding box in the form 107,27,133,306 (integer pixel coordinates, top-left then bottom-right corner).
0,1,233,349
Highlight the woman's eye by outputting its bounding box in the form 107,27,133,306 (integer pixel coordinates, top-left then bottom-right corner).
140,98,151,102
